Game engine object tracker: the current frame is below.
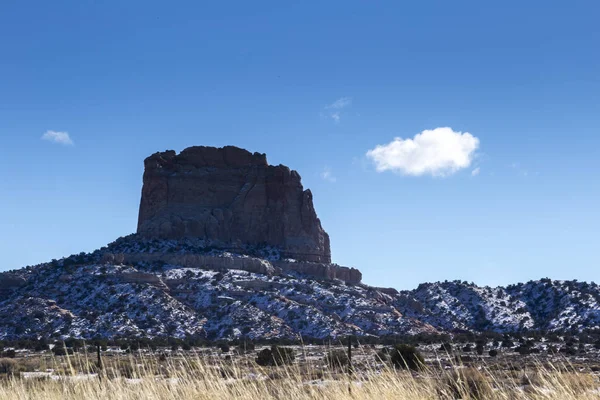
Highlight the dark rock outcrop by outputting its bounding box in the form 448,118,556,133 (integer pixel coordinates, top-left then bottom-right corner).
137,146,331,263
102,251,363,284
117,272,168,290
105,252,276,276
272,261,362,284
0,272,26,297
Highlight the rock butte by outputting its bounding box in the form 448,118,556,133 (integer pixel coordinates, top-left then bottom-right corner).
137,146,331,263
135,145,362,284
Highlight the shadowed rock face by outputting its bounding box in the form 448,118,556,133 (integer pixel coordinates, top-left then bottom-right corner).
137,146,331,263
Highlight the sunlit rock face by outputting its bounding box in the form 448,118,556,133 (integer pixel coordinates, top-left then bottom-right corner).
137,145,331,263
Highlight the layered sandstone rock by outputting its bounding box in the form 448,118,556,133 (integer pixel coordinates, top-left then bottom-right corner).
272,261,362,284
106,252,276,276
137,146,331,263
117,272,168,289
102,251,362,284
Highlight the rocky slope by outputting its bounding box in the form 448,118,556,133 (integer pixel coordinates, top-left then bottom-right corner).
0,236,433,340
396,279,600,333
1,237,599,341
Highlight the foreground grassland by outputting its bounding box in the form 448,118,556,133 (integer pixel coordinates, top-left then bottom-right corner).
1,345,600,399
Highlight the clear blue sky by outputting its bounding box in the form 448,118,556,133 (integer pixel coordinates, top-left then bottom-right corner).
1,1,598,289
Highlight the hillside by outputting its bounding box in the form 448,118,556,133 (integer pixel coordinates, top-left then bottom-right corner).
1,235,599,341
397,279,600,333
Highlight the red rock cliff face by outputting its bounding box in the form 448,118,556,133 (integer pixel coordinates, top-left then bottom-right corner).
137,146,331,263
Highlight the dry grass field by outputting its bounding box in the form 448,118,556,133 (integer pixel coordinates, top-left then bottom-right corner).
1,343,600,399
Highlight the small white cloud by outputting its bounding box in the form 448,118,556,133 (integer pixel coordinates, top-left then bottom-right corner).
324,97,352,122
41,130,74,146
320,166,336,182
471,167,480,176
366,127,479,177
326,97,352,109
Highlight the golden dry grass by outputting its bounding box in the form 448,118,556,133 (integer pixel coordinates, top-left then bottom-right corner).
0,350,599,399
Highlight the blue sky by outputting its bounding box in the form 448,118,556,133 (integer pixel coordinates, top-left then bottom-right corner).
1,1,598,289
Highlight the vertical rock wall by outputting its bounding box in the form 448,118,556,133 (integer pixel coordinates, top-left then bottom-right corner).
137,146,331,263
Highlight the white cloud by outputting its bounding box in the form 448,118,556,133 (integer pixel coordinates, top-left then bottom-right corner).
326,97,352,109
320,166,336,182
324,97,352,122
471,167,480,176
41,130,74,146
366,127,479,177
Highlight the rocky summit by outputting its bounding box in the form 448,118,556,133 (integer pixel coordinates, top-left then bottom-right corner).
137,146,330,263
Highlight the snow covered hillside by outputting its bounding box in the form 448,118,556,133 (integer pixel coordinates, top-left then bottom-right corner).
1,236,598,341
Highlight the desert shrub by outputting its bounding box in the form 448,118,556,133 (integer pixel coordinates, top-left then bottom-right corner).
442,368,493,400
52,345,73,356
374,347,390,363
475,343,485,355
219,343,230,353
272,346,295,365
560,346,577,356
64,338,84,351
1,350,15,359
34,342,49,352
0,358,18,375
439,342,453,353
325,349,349,369
255,348,272,366
236,342,255,354
255,346,295,366
455,354,474,363
488,349,498,357
390,344,424,371
85,346,97,354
